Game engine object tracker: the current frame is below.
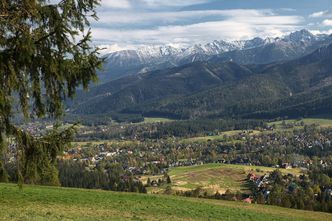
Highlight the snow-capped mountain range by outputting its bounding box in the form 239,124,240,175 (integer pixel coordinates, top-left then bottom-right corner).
98,30,332,82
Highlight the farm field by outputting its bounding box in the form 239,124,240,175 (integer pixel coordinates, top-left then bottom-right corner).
0,183,331,221
142,117,174,123
181,130,261,143
182,117,332,144
268,118,332,128
71,139,139,146
71,117,332,147
142,163,303,194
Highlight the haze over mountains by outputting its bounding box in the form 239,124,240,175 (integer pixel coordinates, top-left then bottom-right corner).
69,30,332,121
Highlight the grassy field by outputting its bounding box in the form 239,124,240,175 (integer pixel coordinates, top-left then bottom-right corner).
182,117,332,144
142,164,303,194
71,139,139,146
0,183,331,221
182,130,261,143
268,118,332,128
72,117,332,147
142,117,174,123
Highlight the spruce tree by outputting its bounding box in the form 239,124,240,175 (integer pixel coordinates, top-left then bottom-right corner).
0,0,102,186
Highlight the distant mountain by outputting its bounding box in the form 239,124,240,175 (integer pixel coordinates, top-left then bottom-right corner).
211,30,332,65
98,30,331,83
98,45,182,82
98,41,242,82
70,42,332,120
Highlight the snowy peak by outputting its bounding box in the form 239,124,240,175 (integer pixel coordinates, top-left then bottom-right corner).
106,45,181,63
100,29,332,81
105,29,323,64
135,45,182,60
204,40,240,54
240,37,269,49
283,29,317,43
181,40,243,58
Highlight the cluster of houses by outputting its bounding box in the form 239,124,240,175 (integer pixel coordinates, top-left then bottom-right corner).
63,144,120,164
248,173,271,190
61,143,168,175
245,172,273,204
19,122,54,137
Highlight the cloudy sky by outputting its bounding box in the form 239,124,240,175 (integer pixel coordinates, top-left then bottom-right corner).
92,0,332,52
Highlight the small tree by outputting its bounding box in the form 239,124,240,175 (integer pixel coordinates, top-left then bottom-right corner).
158,178,162,186
166,175,171,184
215,191,221,199
281,195,292,208
256,192,265,204
146,177,151,187
164,186,172,195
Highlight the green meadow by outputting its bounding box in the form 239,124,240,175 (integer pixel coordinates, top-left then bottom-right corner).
0,183,331,221
268,118,332,128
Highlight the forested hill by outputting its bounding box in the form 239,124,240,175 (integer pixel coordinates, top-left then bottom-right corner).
145,43,332,119
69,61,254,114
68,43,332,120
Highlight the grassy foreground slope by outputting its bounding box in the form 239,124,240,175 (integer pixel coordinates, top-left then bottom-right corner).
0,184,331,221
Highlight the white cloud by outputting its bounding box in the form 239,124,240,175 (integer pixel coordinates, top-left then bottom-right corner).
310,11,325,18
310,29,332,35
309,8,332,18
91,5,304,51
322,19,332,26
96,9,275,25
140,0,209,7
102,0,131,9
92,14,303,48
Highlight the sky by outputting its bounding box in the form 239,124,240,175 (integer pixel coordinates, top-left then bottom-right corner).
91,0,332,52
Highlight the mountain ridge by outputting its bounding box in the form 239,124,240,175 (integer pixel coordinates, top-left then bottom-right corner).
98,29,332,82
70,41,332,120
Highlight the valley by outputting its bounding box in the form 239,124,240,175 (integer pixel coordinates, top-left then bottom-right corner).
6,117,330,214
3,1,332,221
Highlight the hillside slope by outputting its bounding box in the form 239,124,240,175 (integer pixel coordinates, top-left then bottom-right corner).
132,43,332,119
70,61,253,115
142,164,302,195
69,42,332,120
0,183,331,221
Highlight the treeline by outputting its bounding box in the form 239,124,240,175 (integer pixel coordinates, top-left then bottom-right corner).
58,161,147,193
4,160,147,193
63,114,114,126
173,187,248,202
75,118,266,141
142,118,265,139
63,113,144,125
